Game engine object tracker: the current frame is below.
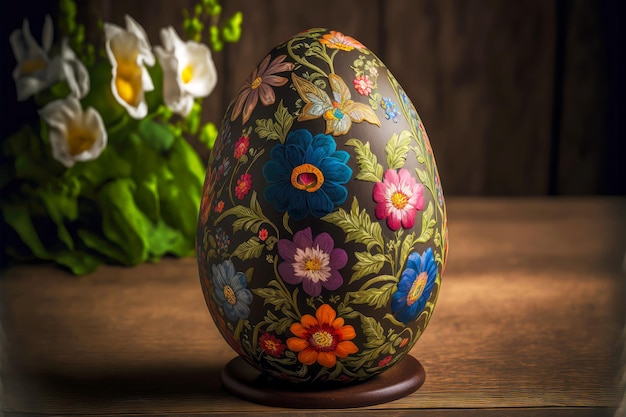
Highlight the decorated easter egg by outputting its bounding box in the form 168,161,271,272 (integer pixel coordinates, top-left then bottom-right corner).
197,28,448,384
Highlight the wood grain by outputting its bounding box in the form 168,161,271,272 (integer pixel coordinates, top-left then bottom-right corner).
1,198,624,416
2,0,618,194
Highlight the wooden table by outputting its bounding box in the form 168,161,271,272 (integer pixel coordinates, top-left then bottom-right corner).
1,197,625,416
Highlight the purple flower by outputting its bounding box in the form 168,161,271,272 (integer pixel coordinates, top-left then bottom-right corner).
278,228,347,296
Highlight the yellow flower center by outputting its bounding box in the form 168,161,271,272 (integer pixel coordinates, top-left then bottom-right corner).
251,76,263,89
66,124,97,156
311,331,334,348
291,163,324,192
304,257,322,272
223,285,237,305
406,272,428,306
391,191,409,209
181,64,193,84
114,58,143,106
20,57,47,75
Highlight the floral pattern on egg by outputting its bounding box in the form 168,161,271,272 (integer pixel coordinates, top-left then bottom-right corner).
197,28,448,383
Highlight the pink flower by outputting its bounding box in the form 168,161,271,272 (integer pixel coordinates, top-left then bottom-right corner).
235,173,252,199
373,168,424,231
353,75,373,96
234,135,249,159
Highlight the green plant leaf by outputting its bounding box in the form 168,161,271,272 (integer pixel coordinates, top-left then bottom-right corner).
146,219,192,257
232,236,264,261
77,229,129,263
345,138,383,182
2,203,50,260
385,130,413,170
399,231,416,269
322,197,384,251
222,11,243,43
253,281,290,310
68,145,132,186
199,122,218,149
348,282,395,309
350,251,386,283
54,250,100,275
137,118,175,151
135,174,160,223
216,192,267,233
361,315,385,349
416,201,436,243
97,178,149,265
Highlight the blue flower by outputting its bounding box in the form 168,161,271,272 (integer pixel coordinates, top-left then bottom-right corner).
263,129,352,220
212,260,253,321
381,97,400,123
391,248,437,324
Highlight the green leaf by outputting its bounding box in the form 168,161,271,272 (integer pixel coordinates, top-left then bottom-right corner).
253,282,290,310
222,11,243,43
348,282,395,309
400,232,416,269
54,250,100,275
160,137,204,237
37,184,79,250
77,229,129,263
415,167,429,186
385,130,413,169
2,203,50,259
232,236,265,261
137,118,175,151
68,145,132,186
322,197,384,251
351,252,386,283
145,219,192,257
135,174,160,223
254,100,293,143
216,192,268,233
345,138,383,182
199,122,218,149
416,201,436,243
97,178,149,265
361,315,385,349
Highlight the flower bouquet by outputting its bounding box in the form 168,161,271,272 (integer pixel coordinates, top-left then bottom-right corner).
1,0,242,275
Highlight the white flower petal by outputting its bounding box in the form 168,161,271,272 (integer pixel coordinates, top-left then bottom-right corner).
124,15,154,66
39,97,107,168
104,16,154,119
155,26,217,115
181,43,217,97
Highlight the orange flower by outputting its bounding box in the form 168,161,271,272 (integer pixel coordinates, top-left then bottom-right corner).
319,30,365,52
286,304,358,368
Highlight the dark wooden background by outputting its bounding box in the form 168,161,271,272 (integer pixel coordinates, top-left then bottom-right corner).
1,0,624,196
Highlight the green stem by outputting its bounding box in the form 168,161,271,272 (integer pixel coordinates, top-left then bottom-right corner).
359,274,397,292
287,38,328,78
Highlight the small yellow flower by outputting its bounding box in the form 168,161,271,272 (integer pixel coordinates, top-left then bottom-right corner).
104,15,155,119
39,97,107,168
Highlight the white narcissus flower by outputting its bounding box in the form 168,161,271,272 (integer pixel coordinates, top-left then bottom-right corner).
104,15,155,119
39,97,107,168
154,26,217,117
59,37,90,99
9,15,89,101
